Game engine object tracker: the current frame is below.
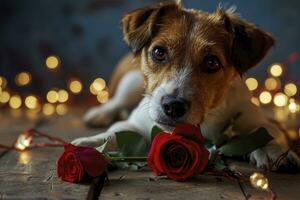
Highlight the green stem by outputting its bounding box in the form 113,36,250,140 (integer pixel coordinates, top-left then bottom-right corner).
107,156,147,162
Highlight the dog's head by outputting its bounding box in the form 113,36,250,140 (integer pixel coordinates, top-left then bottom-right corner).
122,2,274,128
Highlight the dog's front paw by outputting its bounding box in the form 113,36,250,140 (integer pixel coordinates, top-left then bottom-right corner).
71,135,105,147
250,143,300,171
83,104,118,127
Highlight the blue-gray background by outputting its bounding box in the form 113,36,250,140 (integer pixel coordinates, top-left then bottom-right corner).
0,0,299,96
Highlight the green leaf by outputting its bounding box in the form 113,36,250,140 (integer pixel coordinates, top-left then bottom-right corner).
151,125,163,141
219,127,273,157
115,131,149,157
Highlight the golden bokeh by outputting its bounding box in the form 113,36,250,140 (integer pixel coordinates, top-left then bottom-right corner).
43,103,55,116
58,89,69,103
90,78,106,95
46,55,60,69
251,97,260,106
245,78,258,91
264,77,280,90
0,91,10,103
269,64,283,77
288,101,297,113
273,92,288,107
46,90,59,103
15,72,31,86
259,91,272,104
250,172,269,190
25,95,38,110
97,90,109,103
9,95,22,109
56,104,68,115
69,80,82,94
284,83,297,97
0,76,7,89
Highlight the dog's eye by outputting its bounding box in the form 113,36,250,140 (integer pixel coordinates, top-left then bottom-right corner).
151,46,167,64
203,55,222,73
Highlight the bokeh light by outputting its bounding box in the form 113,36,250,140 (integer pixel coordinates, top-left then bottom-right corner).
24,95,38,110
288,101,297,113
58,89,69,103
269,64,283,77
69,79,82,94
97,90,109,103
0,76,7,89
245,78,258,91
90,78,106,95
251,97,260,106
265,77,280,91
284,83,297,97
273,93,288,107
259,91,272,104
0,91,10,103
15,72,31,86
46,90,59,103
9,95,22,109
46,55,60,69
56,104,68,115
43,103,55,116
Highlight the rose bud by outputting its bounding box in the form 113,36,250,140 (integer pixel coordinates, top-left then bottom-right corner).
147,124,209,181
57,143,107,183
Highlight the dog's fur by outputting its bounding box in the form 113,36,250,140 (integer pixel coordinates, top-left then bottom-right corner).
73,2,300,169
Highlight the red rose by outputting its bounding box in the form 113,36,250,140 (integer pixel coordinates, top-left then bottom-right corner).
57,143,107,183
147,124,209,181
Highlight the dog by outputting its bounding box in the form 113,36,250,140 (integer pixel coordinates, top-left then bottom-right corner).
72,1,300,170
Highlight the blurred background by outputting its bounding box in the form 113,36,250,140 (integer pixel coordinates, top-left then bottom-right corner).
0,0,299,124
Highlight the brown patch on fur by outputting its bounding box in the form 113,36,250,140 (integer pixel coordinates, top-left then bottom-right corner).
118,2,274,124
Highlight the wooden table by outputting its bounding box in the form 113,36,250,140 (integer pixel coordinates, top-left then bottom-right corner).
0,109,299,200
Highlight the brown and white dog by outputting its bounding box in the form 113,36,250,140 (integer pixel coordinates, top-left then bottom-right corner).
72,1,300,169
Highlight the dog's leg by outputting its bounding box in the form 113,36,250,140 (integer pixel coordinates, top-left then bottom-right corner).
233,100,300,170
83,70,144,127
72,120,141,151
73,97,153,150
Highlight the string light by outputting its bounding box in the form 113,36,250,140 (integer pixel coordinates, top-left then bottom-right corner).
15,72,31,86
56,104,68,115
265,77,280,91
14,133,33,151
0,91,10,104
284,83,297,97
269,64,283,77
69,79,82,94
9,95,22,109
58,89,69,103
273,93,288,107
250,172,269,190
259,91,272,104
97,90,109,103
46,90,59,103
43,103,55,116
46,55,60,69
245,78,258,91
24,95,38,110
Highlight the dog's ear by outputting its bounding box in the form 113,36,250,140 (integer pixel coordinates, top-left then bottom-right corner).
122,3,181,53
217,9,275,74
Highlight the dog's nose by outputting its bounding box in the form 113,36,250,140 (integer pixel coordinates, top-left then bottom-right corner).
161,95,189,119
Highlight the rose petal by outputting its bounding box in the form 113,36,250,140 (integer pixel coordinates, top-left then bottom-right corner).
75,146,107,177
173,124,204,144
148,133,172,175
